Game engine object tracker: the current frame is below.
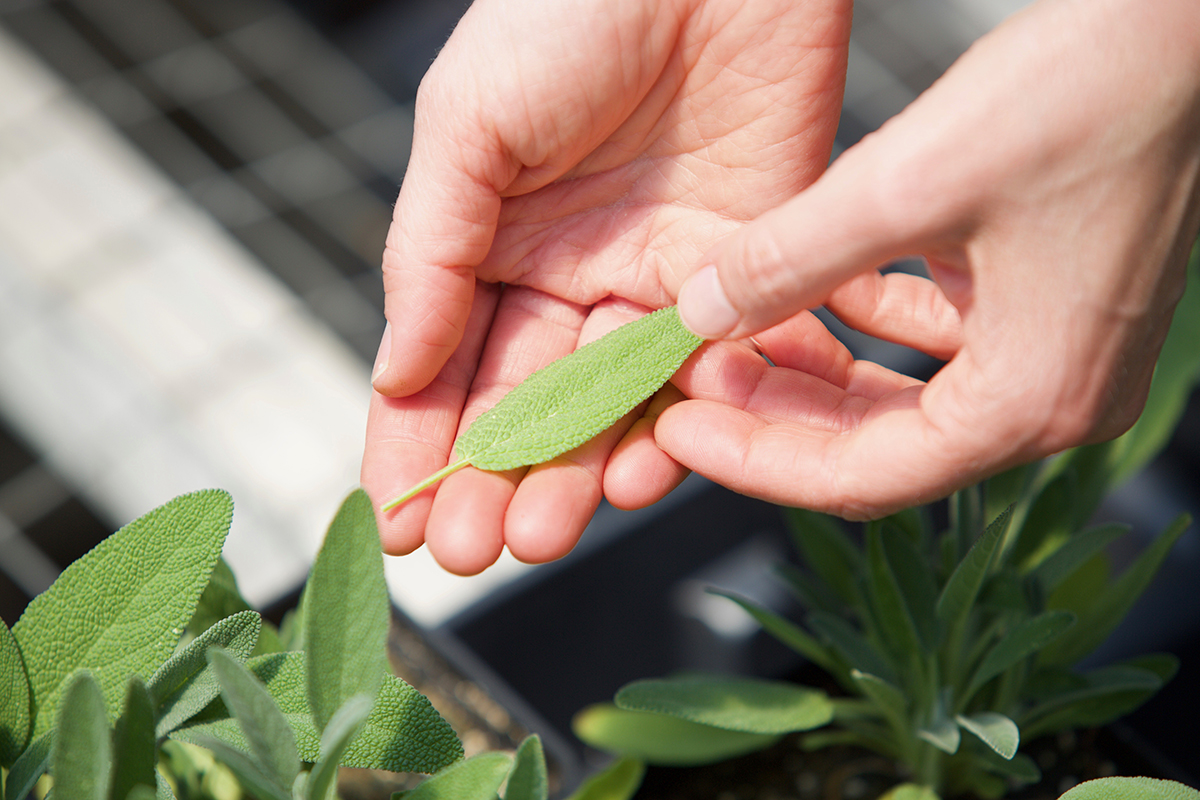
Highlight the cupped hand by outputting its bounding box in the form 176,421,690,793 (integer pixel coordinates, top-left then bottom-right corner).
668,0,1200,519
362,0,852,572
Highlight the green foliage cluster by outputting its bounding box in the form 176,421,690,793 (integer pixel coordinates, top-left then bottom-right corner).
574,245,1200,798
0,488,461,800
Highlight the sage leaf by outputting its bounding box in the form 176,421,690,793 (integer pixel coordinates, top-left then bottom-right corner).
615,675,832,735
0,618,30,767
880,784,941,800
1058,778,1200,800
572,703,778,766
305,489,389,732
965,610,1076,700
1029,523,1128,595
13,489,232,740
562,755,644,800
504,735,548,800
400,751,514,800
110,675,157,800
173,651,462,774
3,731,51,800
305,695,372,800
916,716,960,755
955,712,1018,760
1039,513,1191,666
208,647,301,790
384,305,702,510
150,609,262,738
806,611,898,686
936,507,1009,628
195,736,291,800
52,670,110,800
783,508,864,609
709,590,840,677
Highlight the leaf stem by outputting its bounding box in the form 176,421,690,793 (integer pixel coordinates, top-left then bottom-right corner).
381,459,470,512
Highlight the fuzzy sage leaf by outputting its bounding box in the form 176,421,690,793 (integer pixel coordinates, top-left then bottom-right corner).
384,305,702,510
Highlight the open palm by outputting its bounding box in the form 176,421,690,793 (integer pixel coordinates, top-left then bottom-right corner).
363,0,852,573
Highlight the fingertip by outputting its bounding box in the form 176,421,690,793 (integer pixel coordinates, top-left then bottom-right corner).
677,265,740,339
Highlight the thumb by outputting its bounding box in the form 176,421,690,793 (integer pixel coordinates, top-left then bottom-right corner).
677,148,927,340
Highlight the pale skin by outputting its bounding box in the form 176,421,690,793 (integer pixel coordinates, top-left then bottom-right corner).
363,0,1200,575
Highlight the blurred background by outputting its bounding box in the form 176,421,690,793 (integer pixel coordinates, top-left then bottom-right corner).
1,0,1197,781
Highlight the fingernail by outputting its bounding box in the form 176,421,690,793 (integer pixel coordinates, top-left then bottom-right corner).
371,321,392,386
678,265,739,338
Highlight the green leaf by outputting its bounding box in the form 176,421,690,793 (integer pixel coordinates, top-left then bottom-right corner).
305,489,390,733
1040,513,1191,666
384,306,702,510
936,507,1010,628
848,671,909,741
188,558,284,657
0,618,30,768
881,526,940,651
503,735,548,800
708,590,840,675
965,611,1076,700
1029,523,1128,594
305,694,372,800
150,609,262,738
1008,473,1075,571
3,731,51,800
110,675,157,800
916,715,960,755
783,508,864,608
1020,664,1164,738
865,525,922,657
173,651,462,773
614,675,832,735
195,736,292,800
13,490,232,739
51,670,111,800
1058,777,1200,800
572,703,778,766
880,784,941,800
806,611,898,685
562,755,644,800
208,647,301,790
955,712,1018,760
399,751,513,800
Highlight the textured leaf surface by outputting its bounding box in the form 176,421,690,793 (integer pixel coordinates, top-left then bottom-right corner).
955,712,1018,760
383,307,701,509
966,610,1075,699
401,751,513,800
936,507,1009,627
209,648,300,789
562,755,644,800
573,704,778,766
52,670,110,800
13,490,232,738
1040,513,1191,666
0,618,30,767
504,735,548,800
173,652,462,773
305,489,389,732
151,609,262,738
305,695,372,800
1058,778,1200,800
110,675,158,800
458,306,701,470
615,675,832,735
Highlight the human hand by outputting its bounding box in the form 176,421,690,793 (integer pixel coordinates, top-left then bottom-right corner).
668,0,1200,519
362,0,852,572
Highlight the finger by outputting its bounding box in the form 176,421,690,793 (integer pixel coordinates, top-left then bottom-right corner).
424,287,590,572
824,270,963,360
362,283,501,555
604,382,692,510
